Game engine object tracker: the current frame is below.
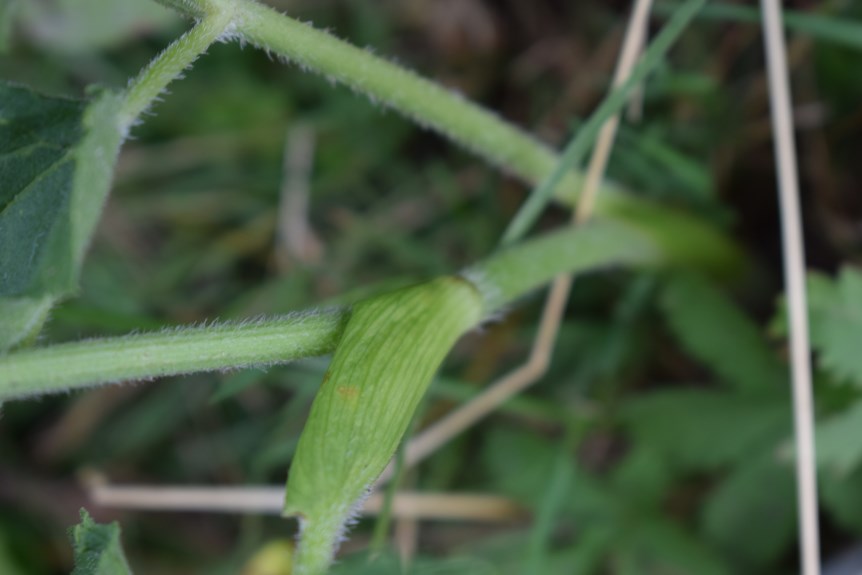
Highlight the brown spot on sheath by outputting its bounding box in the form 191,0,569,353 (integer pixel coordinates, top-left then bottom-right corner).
336,385,360,400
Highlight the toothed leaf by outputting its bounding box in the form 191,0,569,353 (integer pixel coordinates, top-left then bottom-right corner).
621,389,789,472
808,267,862,385
660,273,786,394
701,456,796,569
816,399,862,477
69,509,132,575
771,267,862,386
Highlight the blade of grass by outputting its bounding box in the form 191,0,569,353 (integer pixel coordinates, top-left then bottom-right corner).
523,4,656,570
369,432,407,558
142,0,743,283
524,424,581,574
500,0,707,245
392,466,420,568
656,1,862,51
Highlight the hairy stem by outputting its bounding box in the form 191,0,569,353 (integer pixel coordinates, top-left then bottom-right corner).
0,215,739,401
160,0,600,201
147,0,740,266
291,515,347,575
119,9,234,131
0,310,349,400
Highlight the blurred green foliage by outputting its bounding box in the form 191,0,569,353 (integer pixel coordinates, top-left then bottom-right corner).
2,0,862,574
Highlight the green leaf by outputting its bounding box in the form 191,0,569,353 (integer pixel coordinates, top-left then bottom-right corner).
771,268,862,385
553,526,616,575
660,273,786,394
482,424,567,508
701,455,796,570
618,517,731,575
284,276,482,573
610,446,674,511
69,509,132,575
0,82,124,350
807,267,862,385
816,399,862,477
481,425,613,519
621,389,789,472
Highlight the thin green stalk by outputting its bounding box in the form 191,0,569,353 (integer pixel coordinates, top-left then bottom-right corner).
524,423,581,574
368,442,405,558
119,9,235,131
291,514,344,575
500,0,708,245
656,1,862,51
464,220,663,314
0,310,349,400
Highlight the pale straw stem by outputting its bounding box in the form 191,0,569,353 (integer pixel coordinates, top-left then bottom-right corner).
88,481,524,522
760,1,821,573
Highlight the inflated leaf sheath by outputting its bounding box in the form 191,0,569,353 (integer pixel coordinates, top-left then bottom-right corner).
284,276,481,565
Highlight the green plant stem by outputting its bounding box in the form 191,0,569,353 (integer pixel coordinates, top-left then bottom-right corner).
0,217,739,401
146,0,742,272
0,310,349,400
291,515,344,575
500,0,708,244
465,220,662,314
119,9,234,131
211,0,735,264
158,0,599,201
